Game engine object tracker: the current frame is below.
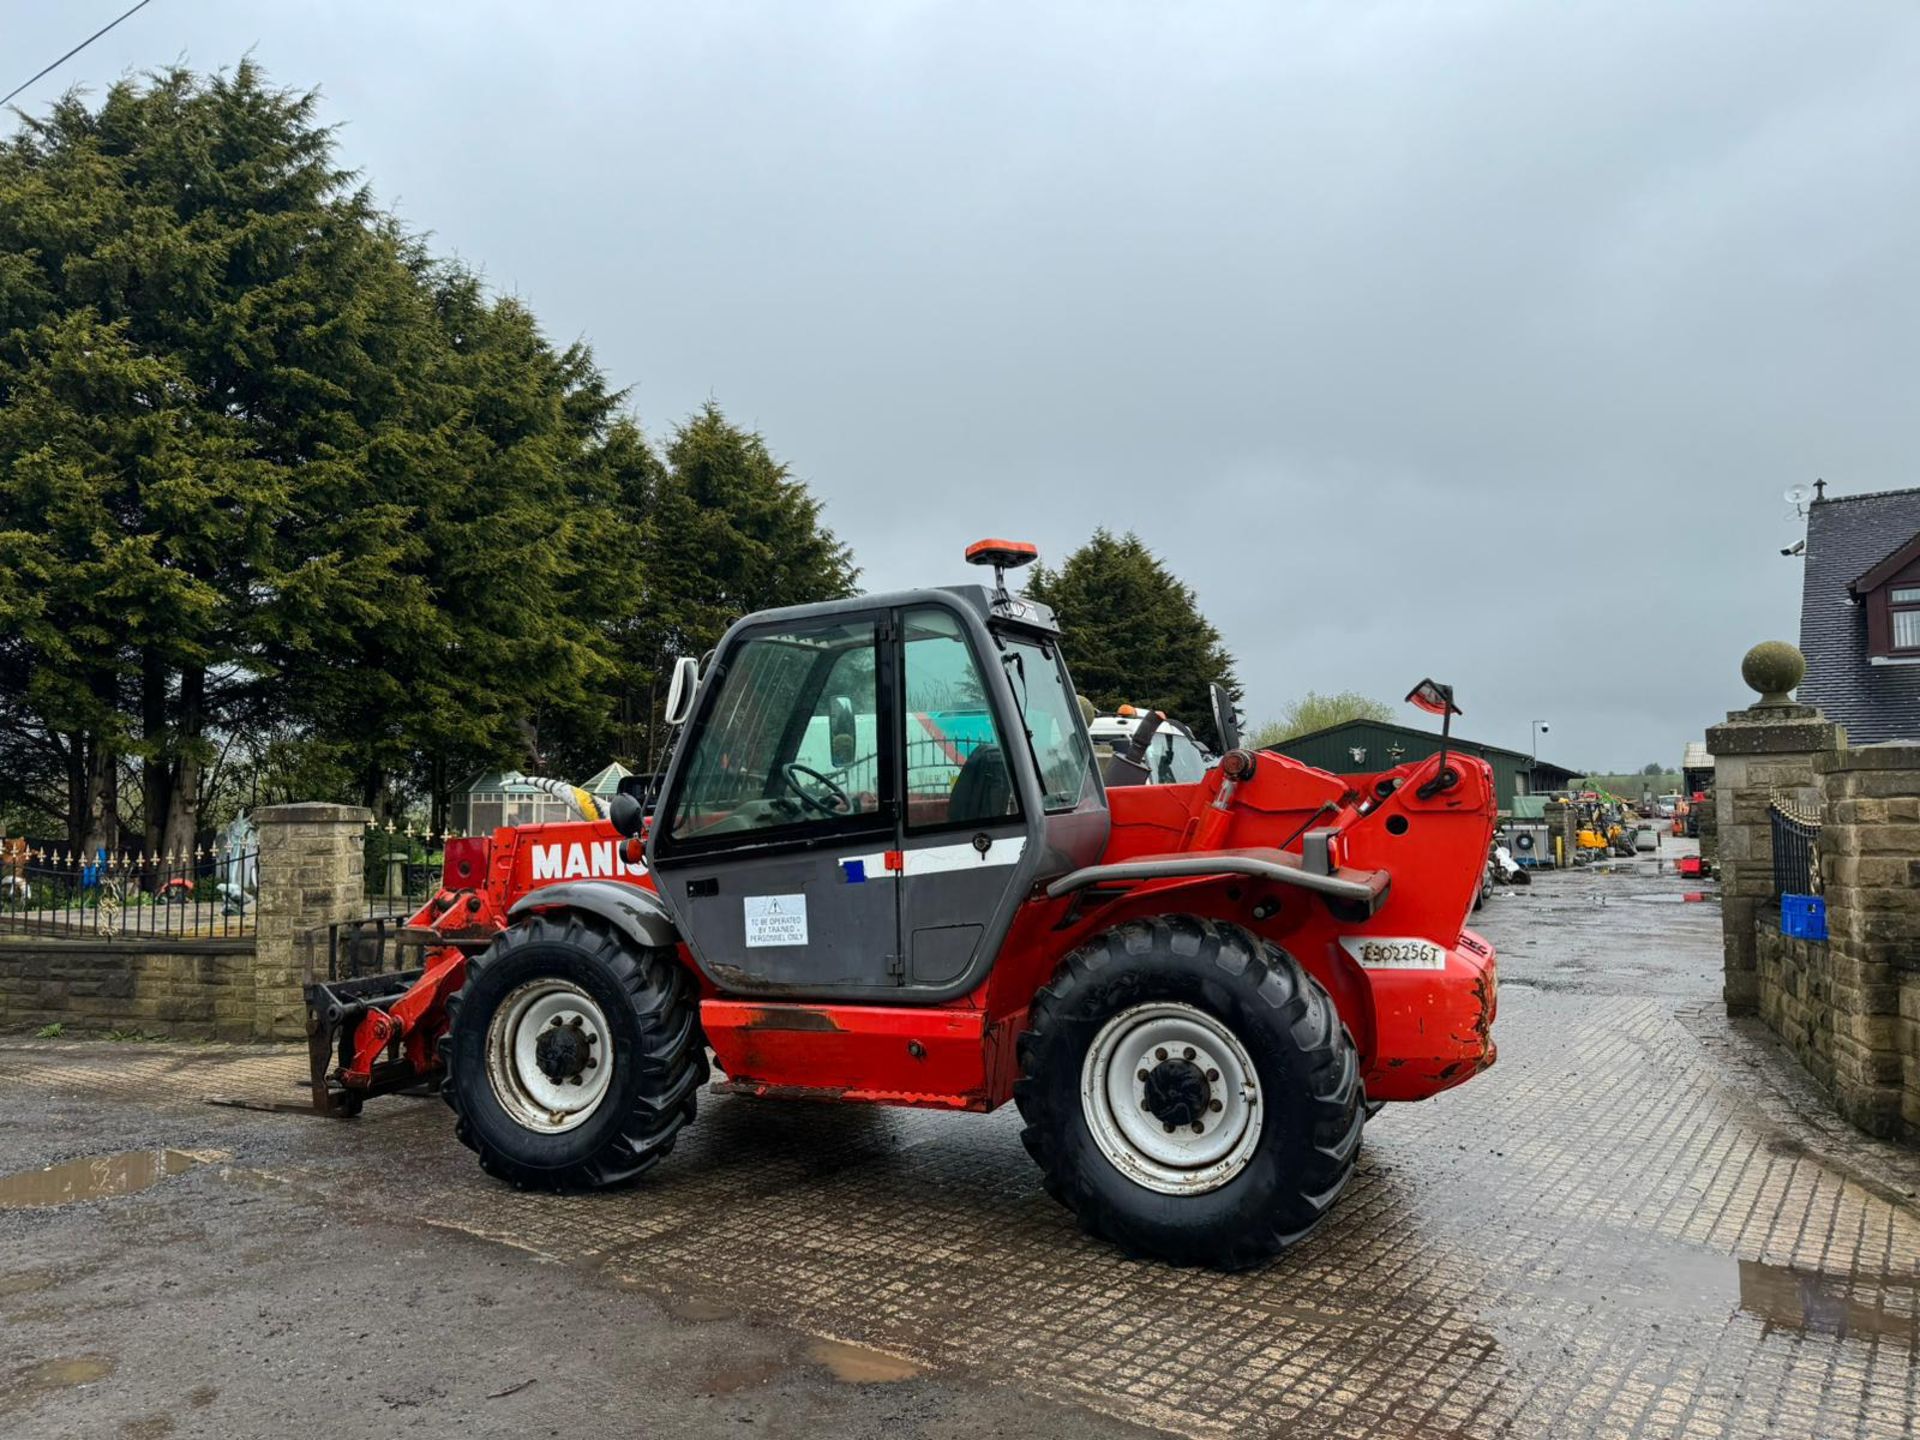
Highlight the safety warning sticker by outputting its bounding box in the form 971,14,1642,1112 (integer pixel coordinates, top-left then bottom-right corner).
744,894,809,948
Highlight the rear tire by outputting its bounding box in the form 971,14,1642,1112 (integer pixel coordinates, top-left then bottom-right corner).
441,913,706,1189
1015,916,1363,1270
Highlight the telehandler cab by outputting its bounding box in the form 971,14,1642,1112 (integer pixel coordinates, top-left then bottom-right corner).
308,540,1499,1269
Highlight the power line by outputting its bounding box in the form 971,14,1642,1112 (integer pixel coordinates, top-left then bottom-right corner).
2,0,159,111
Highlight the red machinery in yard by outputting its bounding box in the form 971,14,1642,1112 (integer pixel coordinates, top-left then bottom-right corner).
308,541,1498,1269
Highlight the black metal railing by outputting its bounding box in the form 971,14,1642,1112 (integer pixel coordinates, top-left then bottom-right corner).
0,846,258,940
363,826,447,918
1769,798,1821,898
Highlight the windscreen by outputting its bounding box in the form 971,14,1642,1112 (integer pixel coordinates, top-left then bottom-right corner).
663,619,882,842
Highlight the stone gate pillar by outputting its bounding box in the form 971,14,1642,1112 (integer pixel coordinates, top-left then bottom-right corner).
252,803,370,1040
1705,643,1843,1017
1814,745,1920,1138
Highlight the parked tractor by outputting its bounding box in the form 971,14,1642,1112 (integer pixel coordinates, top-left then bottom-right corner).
307,540,1499,1269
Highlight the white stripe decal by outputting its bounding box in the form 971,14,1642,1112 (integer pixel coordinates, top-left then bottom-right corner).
848,837,1026,878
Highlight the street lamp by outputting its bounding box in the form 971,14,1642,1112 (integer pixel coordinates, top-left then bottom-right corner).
1529,720,1550,793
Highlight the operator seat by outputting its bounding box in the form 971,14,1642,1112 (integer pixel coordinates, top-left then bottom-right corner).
948,744,1013,823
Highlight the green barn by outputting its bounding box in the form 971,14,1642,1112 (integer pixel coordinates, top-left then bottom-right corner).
1261,719,1578,813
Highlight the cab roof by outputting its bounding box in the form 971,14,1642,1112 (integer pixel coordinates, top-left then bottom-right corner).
732,584,1061,638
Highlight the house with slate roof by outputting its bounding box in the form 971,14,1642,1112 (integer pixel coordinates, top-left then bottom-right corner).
1796,481,1920,742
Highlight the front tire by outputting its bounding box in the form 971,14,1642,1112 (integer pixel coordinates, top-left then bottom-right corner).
1015,917,1363,1270
441,913,706,1189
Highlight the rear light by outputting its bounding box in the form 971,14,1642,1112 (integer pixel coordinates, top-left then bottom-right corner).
1220,748,1259,782
441,836,490,889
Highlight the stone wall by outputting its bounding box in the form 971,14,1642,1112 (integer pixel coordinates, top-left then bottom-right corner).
1,801,372,1043
1815,745,1920,1137
1704,701,1841,1018
1709,653,1920,1142
0,938,258,1040
1753,919,1834,1092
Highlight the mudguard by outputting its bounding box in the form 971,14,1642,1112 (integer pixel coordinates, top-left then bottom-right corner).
508,880,680,951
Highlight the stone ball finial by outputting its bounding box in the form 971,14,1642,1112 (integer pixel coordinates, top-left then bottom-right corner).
1741,640,1804,706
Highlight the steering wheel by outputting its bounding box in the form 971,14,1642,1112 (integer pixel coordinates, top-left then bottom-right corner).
780,762,853,817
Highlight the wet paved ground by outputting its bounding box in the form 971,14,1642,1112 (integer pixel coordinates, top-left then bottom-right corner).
3,840,1918,1438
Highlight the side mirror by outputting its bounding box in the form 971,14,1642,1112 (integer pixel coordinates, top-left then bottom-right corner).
664,656,701,726
1404,678,1460,719
829,695,858,769
608,792,645,838
1209,681,1242,752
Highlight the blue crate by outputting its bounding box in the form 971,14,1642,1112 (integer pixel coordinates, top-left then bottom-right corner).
1781,893,1827,942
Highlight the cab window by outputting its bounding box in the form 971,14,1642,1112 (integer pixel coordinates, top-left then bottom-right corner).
900,606,1017,829
663,617,888,844
1000,633,1098,813
1152,731,1210,784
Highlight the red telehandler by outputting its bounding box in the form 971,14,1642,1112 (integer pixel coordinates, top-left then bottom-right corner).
307,541,1498,1269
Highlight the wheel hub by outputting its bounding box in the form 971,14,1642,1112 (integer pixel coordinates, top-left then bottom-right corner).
1141,1057,1211,1127
1081,1002,1261,1195
485,980,615,1134
533,1021,591,1084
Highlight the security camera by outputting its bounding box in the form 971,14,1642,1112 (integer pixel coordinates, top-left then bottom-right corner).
1539,723,1550,734
1781,540,1805,557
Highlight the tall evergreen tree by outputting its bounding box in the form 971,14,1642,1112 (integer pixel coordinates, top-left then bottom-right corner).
0,63,441,852
0,64,632,846
623,403,858,770
1024,530,1240,747
0,64,862,846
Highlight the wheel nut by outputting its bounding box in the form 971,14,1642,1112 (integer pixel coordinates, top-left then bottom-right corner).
586,1057,598,1069
1183,1046,1195,1061
568,1015,584,1029
585,1033,597,1045
1137,1069,1149,1083
550,1016,564,1028
1206,1068,1219,1082
1191,1121,1205,1134
1163,1122,1175,1133
1209,1099,1223,1112
1155,1047,1167,1061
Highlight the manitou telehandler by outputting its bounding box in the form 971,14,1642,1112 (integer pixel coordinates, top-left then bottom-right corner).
307,540,1499,1269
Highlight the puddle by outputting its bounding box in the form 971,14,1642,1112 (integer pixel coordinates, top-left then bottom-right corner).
700,1357,783,1395
0,1150,213,1209
1518,1245,1919,1354
0,1355,115,1413
663,1294,737,1323
1738,1259,1919,1346
804,1338,925,1383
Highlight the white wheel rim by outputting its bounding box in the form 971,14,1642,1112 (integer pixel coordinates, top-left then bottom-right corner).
1080,1001,1263,1196
485,979,615,1134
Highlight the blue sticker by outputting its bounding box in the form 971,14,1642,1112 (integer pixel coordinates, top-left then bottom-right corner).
841,858,867,883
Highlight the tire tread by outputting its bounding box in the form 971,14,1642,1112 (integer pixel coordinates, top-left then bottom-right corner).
440,913,706,1190
1014,916,1363,1270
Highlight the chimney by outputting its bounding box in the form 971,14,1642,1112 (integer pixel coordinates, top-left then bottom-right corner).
1813,477,1827,502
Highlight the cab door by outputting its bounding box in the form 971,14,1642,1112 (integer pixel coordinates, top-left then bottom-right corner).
647,611,902,996
891,604,1107,997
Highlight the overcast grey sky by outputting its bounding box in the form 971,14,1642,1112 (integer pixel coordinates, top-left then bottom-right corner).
10,1,1919,770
